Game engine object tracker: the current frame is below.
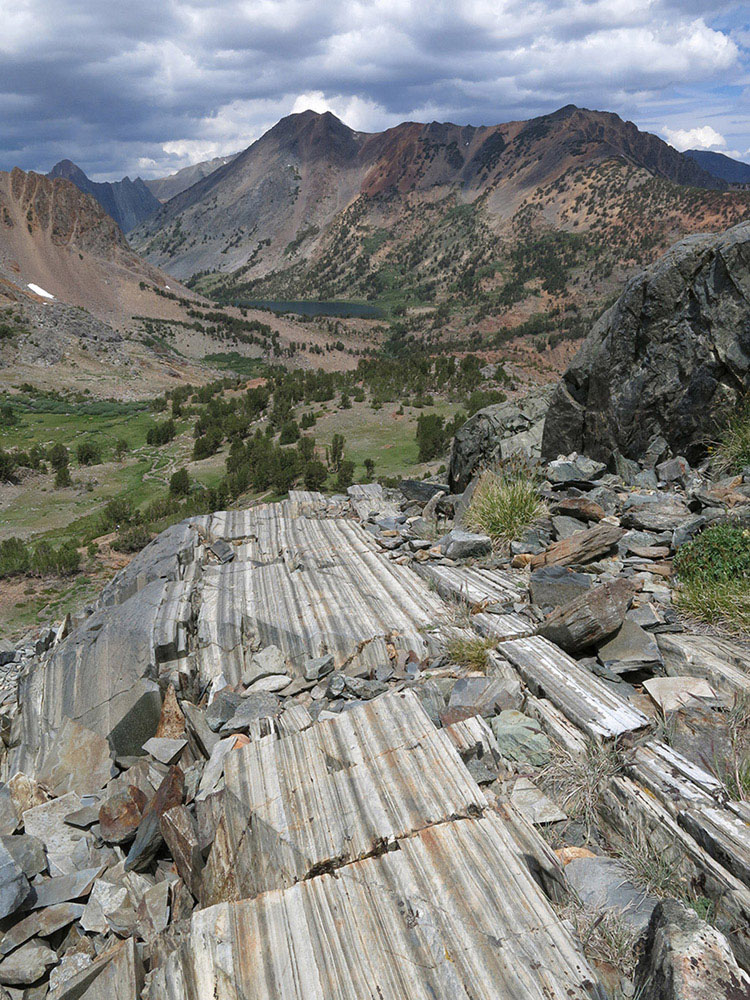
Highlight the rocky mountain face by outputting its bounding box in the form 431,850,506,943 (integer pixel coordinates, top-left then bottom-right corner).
0,167,221,391
541,222,750,466
48,160,161,233
144,154,239,203
0,168,179,319
1,463,749,997
685,149,750,186
130,104,737,290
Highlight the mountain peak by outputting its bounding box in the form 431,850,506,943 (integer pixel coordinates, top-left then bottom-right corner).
49,158,89,185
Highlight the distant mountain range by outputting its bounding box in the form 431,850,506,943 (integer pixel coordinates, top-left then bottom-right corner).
47,159,161,233
128,105,749,332
145,154,239,202
45,154,240,232
683,149,750,186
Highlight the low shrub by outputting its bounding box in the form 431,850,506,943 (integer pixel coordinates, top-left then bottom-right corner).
112,524,153,553
674,522,750,633
715,398,750,473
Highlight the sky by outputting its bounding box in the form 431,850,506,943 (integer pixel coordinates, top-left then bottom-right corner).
1,0,749,181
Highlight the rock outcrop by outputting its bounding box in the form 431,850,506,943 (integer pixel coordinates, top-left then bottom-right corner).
449,386,553,492
542,222,750,465
1,471,750,998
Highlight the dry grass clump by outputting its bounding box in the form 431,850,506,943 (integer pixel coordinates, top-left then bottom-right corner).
446,634,496,672
616,827,688,899
559,903,641,988
464,467,547,546
540,739,625,837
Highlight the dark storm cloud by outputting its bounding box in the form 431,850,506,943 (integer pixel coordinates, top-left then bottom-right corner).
0,0,747,180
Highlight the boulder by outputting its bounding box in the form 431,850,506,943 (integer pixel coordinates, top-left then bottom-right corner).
438,529,492,559
635,899,750,999
530,566,591,610
398,480,448,504
542,222,750,466
539,578,636,654
449,386,553,492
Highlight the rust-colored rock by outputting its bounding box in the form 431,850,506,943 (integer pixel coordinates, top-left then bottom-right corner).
155,685,186,740
98,786,147,845
529,523,624,569
551,497,605,522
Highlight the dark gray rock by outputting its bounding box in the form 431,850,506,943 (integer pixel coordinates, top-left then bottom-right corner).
598,620,663,674
439,529,492,559
530,566,591,609
398,480,448,504
220,692,281,733
449,387,552,492
304,654,334,682
635,899,750,999
546,454,607,485
0,841,30,919
565,856,658,932
448,676,522,717
552,515,588,539
542,222,750,466
672,515,707,550
0,640,15,667
0,835,46,878
510,525,552,556
209,539,234,563
205,689,243,732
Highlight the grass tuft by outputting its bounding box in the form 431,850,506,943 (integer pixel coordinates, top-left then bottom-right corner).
616,827,688,899
558,903,641,988
541,739,625,838
464,466,547,546
446,635,496,672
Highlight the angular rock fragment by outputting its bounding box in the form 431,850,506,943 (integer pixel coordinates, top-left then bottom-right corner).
530,566,592,610
0,901,84,956
37,718,114,797
643,676,721,713
598,620,662,675
99,786,148,844
124,766,184,872
529,523,624,569
0,939,58,986
439,529,492,559
142,737,187,765
0,840,30,919
540,579,635,654
0,833,46,878
635,899,750,1000
155,685,186,739
21,792,86,876
490,711,551,767
509,777,567,825
160,805,203,898
23,866,102,910
565,856,658,932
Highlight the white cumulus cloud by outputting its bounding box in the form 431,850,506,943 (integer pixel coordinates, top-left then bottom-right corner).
663,124,727,151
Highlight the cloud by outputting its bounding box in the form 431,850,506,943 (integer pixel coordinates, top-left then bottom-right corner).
663,124,728,150
0,0,745,180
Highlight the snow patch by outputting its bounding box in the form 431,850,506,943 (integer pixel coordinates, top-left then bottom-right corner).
28,283,54,300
